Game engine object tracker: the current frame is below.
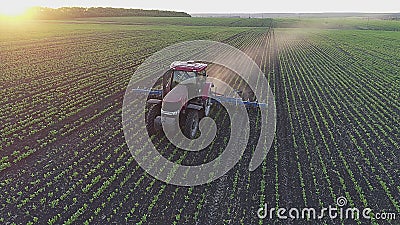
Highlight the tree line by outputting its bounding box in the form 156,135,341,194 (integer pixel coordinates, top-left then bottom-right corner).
27,7,191,19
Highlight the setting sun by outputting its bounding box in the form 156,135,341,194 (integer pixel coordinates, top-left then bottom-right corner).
0,2,33,17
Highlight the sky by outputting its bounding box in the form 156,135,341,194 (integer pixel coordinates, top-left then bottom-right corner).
3,0,400,14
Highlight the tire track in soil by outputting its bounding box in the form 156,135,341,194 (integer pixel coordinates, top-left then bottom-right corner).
191,30,266,225
272,29,297,224
197,28,282,225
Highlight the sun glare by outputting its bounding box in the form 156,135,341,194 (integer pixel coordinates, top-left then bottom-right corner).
0,2,33,17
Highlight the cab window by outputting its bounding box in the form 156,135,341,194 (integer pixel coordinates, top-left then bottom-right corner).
173,70,196,84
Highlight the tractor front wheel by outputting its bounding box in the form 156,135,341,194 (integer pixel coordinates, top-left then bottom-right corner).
203,97,211,117
146,104,161,136
183,109,199,139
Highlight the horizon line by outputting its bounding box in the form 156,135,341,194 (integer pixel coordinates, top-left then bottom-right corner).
23,6,400,14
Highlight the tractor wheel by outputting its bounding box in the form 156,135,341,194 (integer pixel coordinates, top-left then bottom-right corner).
183,109,199,139
146,104,161,136
203,97,211,117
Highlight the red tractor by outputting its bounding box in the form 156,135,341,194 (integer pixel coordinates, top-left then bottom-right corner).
133,61,265,139
145,61,213,139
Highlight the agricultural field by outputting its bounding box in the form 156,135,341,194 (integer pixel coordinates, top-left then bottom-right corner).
0,17,399,225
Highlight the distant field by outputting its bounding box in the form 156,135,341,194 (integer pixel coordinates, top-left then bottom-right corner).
73,16,274,27
274,17,400,31
73,16,400,30
0,17,399,224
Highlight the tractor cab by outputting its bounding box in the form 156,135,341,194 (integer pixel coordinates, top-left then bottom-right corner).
170,61,207,77
161,61,210,115
163,61,208,98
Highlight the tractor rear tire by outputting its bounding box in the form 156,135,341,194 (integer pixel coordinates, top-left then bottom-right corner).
183,109,199,139
146,104,161,137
